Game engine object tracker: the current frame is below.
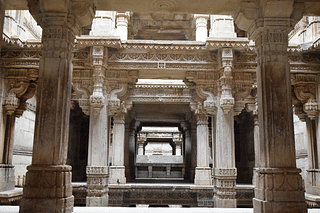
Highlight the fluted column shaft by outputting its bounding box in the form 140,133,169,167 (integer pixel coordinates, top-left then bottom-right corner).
109,114,126,184
194,114,212,185
0,114,15,192
194,14,209,42
214,103,236,208
86,105,109,206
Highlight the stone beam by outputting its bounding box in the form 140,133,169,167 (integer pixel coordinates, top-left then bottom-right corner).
7,0,320,17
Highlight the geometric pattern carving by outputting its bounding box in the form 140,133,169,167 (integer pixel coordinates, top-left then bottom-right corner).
215,168,237,200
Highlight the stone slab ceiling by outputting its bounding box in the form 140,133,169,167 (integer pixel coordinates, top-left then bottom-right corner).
6,0,320,16
129,13,195,40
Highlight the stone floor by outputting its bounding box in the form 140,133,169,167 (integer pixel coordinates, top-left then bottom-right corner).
0,207,320,213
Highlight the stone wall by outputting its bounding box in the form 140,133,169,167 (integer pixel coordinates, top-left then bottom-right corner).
3,10,42,42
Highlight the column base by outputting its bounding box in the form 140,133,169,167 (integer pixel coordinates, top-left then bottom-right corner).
19,165,73,213
86,166,109,207
214,168,237,208
194,167,212,185
253,168,307,213
0,164,15,192
109,166,126,184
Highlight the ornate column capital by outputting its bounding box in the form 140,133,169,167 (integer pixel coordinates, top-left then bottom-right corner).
90,46,107,112
233,0,304,40
4,75,37,117
73,82,91,115
172,132,183,144
116,12,130,27
137,133,146,144
218,48,234,114
194,14,209,42
27,0,95,36
113,113,125,125
116,12,130,40
196,113,208,126
293,75,319,120
108,85,131,116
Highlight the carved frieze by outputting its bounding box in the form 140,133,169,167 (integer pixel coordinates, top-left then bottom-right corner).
129,85,193,104
76,37,121,49
1,50,41,68
215,168,237,200
108,51,217,63
86,166,108,175
219,48,234,114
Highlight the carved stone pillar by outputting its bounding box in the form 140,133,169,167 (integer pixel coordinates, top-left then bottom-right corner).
214,101,236,207
209,15,237,38
20,1,94,212
252,109,259,186
128,127,136,179
184,130,191,179
190,119,197,181
0,114,15,192
124,120,131,180
235,3,307,211
181,121,191,180
213,47,237,207
306,74,320,197
194,113,212,185
0,0,5,52
90,11,116,36
173,133,182,156
194,14,209,42
86,46,109,206
109,113,126,184
253,23,306,213
20,24,75,212
1,72,37,192
116,12,130,41
137,134,146,156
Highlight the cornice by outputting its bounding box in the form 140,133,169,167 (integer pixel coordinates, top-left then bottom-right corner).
76,36,121,49
121,40,205,51
206,38,251,51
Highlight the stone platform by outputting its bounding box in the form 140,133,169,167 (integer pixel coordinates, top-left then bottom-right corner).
73,182,254,207
108,182,214,207
0,188,23,205
0,207,320,213
306,193,320,208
